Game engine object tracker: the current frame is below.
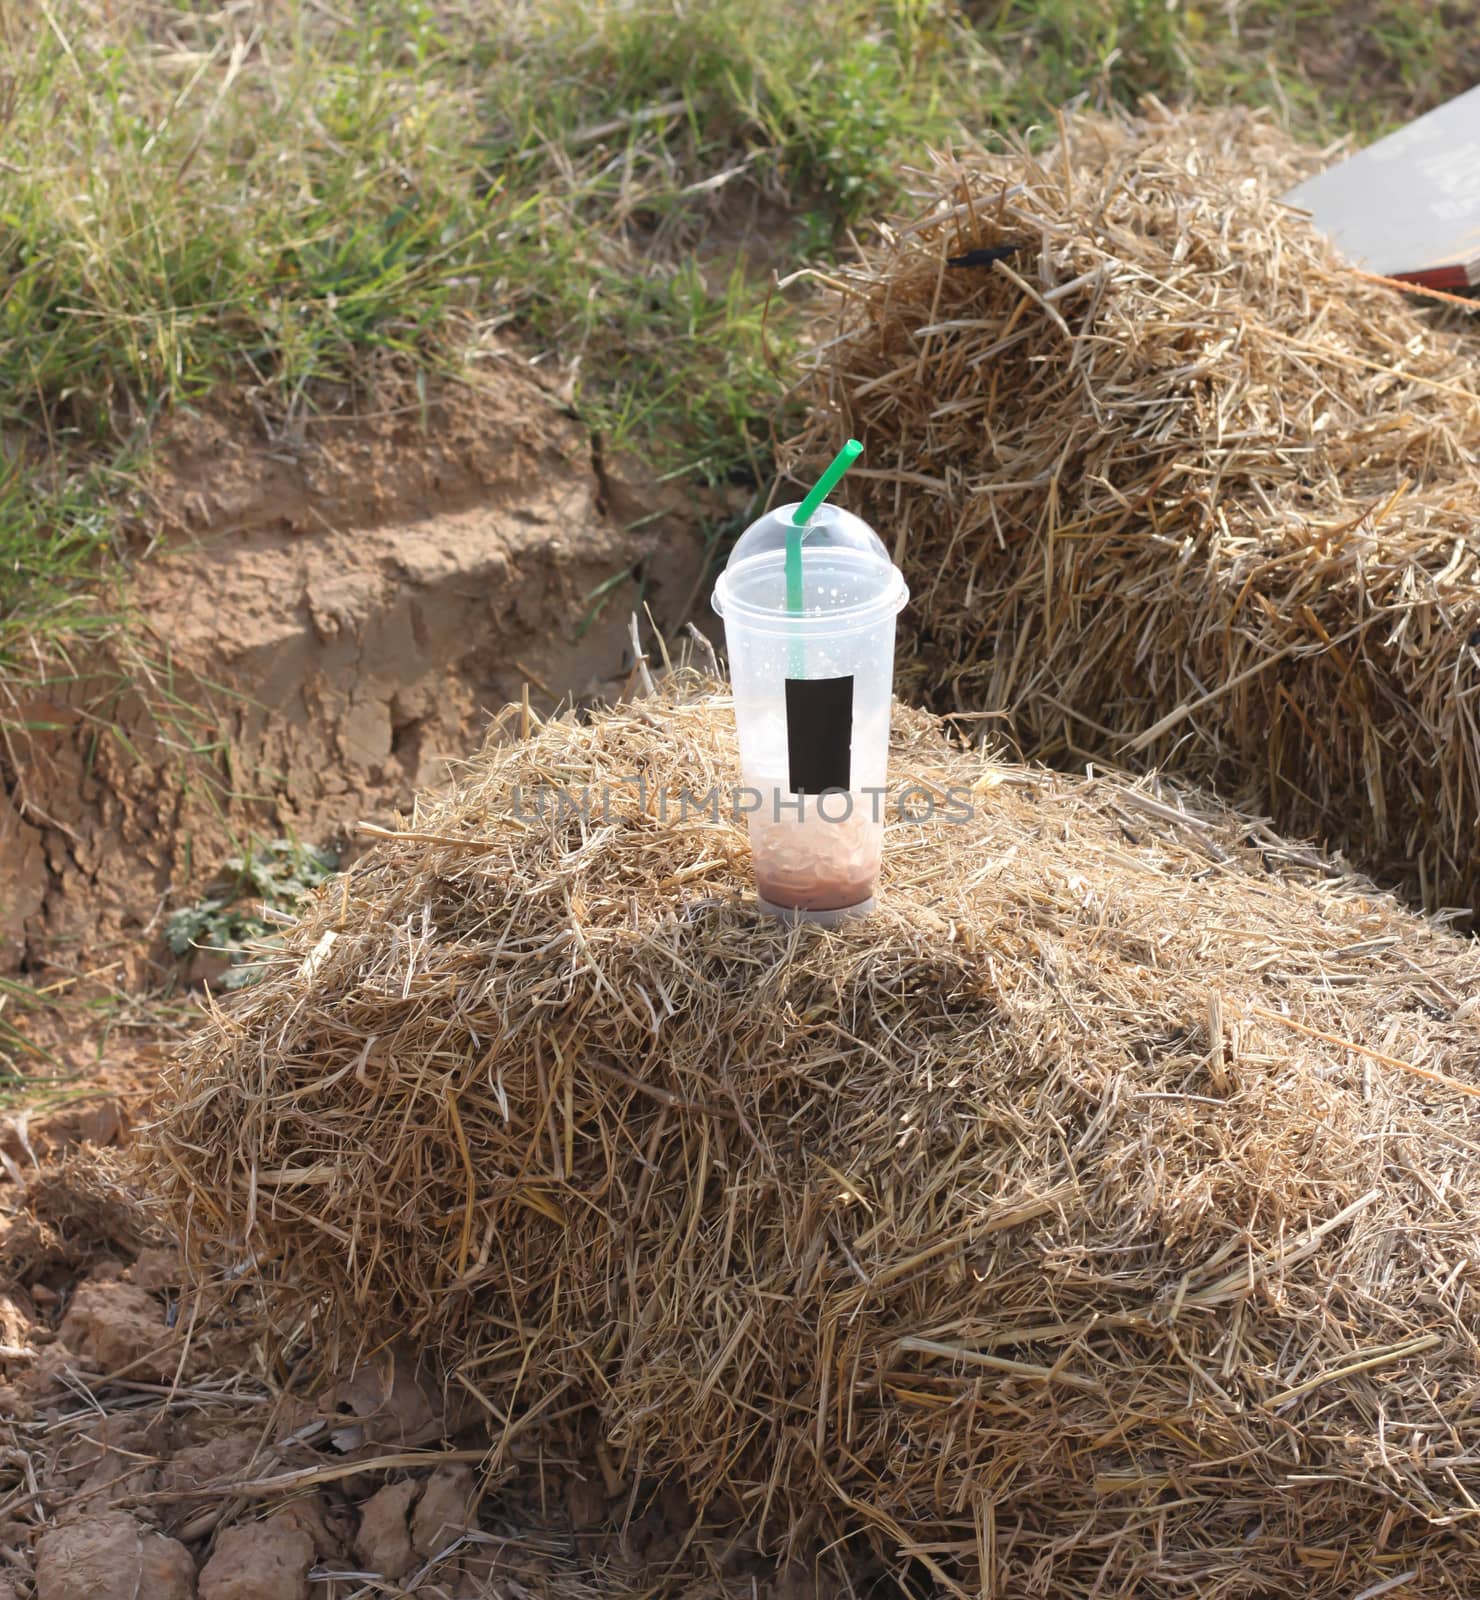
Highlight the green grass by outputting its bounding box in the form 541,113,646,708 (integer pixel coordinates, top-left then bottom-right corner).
2,0,1476,692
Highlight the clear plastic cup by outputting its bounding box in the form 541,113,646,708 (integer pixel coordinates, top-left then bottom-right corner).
712,503,909,923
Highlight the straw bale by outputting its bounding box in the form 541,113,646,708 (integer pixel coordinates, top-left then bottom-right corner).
783,107,1480,914
148,683,1480,1597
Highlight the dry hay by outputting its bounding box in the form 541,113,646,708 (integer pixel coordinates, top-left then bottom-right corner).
2,1146,162,1284
143,682,1480,1598
782,106,1480,915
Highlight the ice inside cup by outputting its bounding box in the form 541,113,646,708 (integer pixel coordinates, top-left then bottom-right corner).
712,503,909,921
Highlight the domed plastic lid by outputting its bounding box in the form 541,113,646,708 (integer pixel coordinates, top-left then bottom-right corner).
726,502,890,570
713,503,906,625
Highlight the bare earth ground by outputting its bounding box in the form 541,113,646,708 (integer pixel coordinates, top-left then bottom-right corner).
3,360,710,991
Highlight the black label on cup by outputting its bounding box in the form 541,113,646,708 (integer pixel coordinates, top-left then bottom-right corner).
786,676,853,794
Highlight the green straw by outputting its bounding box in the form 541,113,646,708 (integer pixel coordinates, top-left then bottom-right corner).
787,437,863,616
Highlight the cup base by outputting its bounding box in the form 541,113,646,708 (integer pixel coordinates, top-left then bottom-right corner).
757,895,876,928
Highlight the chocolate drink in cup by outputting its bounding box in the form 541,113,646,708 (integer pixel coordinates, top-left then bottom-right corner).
712,442,908,923
750,799,883,912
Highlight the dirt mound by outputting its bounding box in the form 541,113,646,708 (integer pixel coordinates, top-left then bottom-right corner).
3,364,707,983
784,107,1480,915
149,680,1480,1597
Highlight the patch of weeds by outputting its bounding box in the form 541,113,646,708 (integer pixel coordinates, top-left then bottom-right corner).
164,838,338,989
472,0,1007,474
0,3,499,438
972,0,1480,141
579,564,641,639
1218,0,1480,139
734,14,959,222
553,257,791,482
0,455,134,696
0,975,55,1084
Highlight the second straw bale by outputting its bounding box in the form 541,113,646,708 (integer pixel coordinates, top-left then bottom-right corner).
786,107,1480,912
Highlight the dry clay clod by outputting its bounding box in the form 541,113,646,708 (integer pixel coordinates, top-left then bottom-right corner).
58,1277,176,1380
35,1512,195,1600
198,1522,314,1600
352,1479,418,1584
411,1464,476,1558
